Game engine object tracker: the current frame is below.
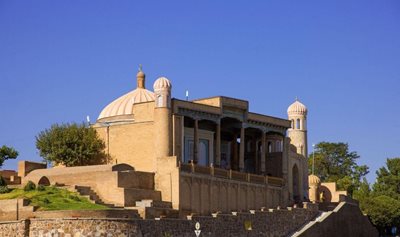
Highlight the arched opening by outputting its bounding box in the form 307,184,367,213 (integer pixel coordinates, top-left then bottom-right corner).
296,119,301,129
292,164,300,203
38,176,50,186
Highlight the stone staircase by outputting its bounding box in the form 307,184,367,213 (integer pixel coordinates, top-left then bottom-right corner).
74,185,116,208
130,199,179,219
72,185,179,219
290,211,330,237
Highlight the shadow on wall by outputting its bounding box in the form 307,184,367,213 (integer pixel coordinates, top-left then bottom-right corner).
319,186,332,202
38,176,50,186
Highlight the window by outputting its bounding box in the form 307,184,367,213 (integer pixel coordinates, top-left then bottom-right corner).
184,138,194,163
268,142,272,153
296,119,301,129
198,139,209,166
157,95,163,107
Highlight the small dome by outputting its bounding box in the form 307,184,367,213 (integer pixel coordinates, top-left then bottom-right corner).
136,70,145,79
153,77,172,91
308,174,321,185
287,99,307,115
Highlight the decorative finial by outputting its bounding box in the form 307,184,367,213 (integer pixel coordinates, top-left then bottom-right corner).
295,96,298,101
138,64,143,72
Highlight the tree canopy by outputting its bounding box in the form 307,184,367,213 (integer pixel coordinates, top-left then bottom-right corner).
36,123,109,167
308,142,368,195
373,158,400,200
0,145,19,168
353,158,400,233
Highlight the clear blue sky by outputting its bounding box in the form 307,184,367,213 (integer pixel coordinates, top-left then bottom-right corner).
1,1,399,183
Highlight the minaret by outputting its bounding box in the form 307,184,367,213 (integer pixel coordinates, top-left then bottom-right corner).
153,77,172,158
136,64,146,89
287,98,309,201
287,98,308,157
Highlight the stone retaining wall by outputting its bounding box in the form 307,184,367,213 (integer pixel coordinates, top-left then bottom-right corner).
0,204,319,237
0,220,29,237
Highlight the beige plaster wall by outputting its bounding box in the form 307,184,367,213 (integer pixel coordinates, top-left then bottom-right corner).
193,97,221,107
132,101,154,122
0,199,34,221
320,182,347,203
18,161,46,177
96,122,156,172
155,156,180,209
179,172,283,216
23,165,154,207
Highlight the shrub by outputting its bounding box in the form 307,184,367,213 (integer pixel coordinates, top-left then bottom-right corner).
68,194,81,202
42,197,50,204
0,186,10,194
24,181,36,191
37,185,45,191
0,176,6,187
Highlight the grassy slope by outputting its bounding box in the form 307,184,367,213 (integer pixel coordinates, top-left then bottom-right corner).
0,186,109,211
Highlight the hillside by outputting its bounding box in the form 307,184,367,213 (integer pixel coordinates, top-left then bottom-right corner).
0,186,109,211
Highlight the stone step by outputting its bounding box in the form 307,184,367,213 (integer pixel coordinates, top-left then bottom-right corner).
129,206,179,219
74,185,115,208
124,188,162,206
135,200,173,209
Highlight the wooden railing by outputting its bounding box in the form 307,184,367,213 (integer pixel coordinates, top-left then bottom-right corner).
179,163,283,187
267,176,284,186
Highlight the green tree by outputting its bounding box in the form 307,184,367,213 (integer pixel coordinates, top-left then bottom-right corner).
355,158,400,233
36,123,109,167
373,158,400,200
0,145,19,168
362,195,400,232
308,142,368,195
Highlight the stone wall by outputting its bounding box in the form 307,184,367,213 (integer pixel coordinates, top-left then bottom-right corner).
0,204,319,237
0,220,29,237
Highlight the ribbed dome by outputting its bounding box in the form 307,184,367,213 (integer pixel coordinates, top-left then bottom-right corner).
287,99,307,115
97,67,155,120
98,89,155,120
308,174,321,185
153,77,172,91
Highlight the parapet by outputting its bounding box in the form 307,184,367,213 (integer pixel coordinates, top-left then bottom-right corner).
18,161,47,177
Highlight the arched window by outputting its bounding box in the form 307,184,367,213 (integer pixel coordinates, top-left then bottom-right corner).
276,140,283,152
157,95,163,107
296,119,301,129
268,142,272,153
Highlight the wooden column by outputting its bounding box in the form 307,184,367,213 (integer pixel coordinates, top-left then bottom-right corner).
253,136,258,174
239,125,245,171
194,119,199,163
232,135,238,170
215,122,221,167
261,132,266,174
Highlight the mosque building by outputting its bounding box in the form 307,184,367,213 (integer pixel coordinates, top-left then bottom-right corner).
91,67,309,213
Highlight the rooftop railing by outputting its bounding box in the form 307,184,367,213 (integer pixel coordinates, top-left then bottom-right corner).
179,163,283,187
